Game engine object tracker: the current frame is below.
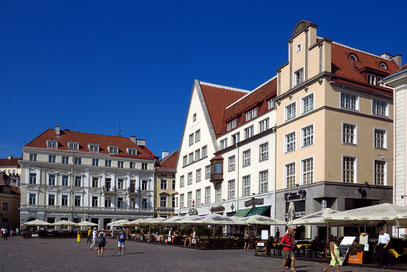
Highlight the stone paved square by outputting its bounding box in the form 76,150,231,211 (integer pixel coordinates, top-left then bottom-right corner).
0,238,404,272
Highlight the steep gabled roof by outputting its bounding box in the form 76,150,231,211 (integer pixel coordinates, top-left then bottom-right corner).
199,81,249,137
155,150,179,172
24,129,155,160
0,158,21,167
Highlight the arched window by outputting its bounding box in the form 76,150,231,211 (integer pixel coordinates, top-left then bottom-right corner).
348,54,358,61
379,62,388,70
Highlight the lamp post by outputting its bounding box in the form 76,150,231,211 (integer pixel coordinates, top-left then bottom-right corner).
231,203,235,212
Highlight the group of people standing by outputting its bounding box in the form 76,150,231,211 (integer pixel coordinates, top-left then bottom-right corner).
0,227,19,239
86,227,127,257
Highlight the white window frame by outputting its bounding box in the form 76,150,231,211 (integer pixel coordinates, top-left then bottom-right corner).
46,139,58,148
88,144,99,152
245,125,254,139
228,155,235,172
268,99,274,110
259,118,270,133
373,159,387,186
301,92,314,114
293,67,304,87
340,91,360,111
28,192,37,205
259,143,269,162
367,73,377,85
342,155,358,184
189,134,194,146
220,138,228,149
342,122,358,145
285,101,297,121
259,170,268,194
242,149,251,167
196,189,201,206
205,186,211,204
196,169,201,183
301,124,314,148
284,161,296,188
371,99,389,117
300,156,314,185
242,175,251,197
228,179,235,200
285,131,296,153
68,142,79,150
195,129,201,143
108,146,119,154
373,127,388,149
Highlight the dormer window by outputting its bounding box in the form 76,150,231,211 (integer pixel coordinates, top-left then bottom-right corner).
68,142,79,150
379,62,388,70
127,148,138,155
367,73,377,85
108,146,119,154
245,107,258,122
88,144,99,152
227,119,237,131
268,99,274,110
46,139,58,148
348,54,358,61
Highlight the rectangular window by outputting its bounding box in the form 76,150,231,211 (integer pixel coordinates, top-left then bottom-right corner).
341,92,358,110
285,102,296,121
302,158,313,185
188,153,193,164
220,138,228,149
202,146,207,158
215,184,222,203
141,179,148,190
92,177,98,188
128,148,137,155
205,186,211,204
29,153,37,161
215,162,222,173
142,163,148,170
294,68,304,86
302,125,314,147
105,178,111,191
246,108,258,121
61,195,68,206
105,197,112,208
302,93,314,113
245,125,254,139
2,202,8,211
48,194,55,206
374,160,386,185
195,130,201,143
343,123,357,144
374,129,387,149
74,157,82,165
108,146,118,154
372,100,388,116
259,171,268,193
62,156,69,164
89,144,99,152
48,155,56,163
105,160,111,167
68,142,79,150
227,119,237,131
231,133,240,145
92,159,99,166
187,172,192,185
118,197,124,208
74,195,81,206
180,194,184,208
268,99,274,110
62,175,69,186
187,191,192,208
29,173,36,184
141,198,148,209
195,149,201,161
48,175,56,186
180,175,185,188
367,73,377,85
129,162,135,169
259,118,270,133
46,139,58,148
205,165,211,179
285,132,296,152
75,176,81,187
183,156,187,167
228,156,235,172
172,180,176,190
29,193,36,205
92,196,98,207
243,150,251,167
286,163,295,188
242,175,251,197
189,134,194,146
259,143,268,162
160,179,167,190
343,156,356,183
117,179,124,189
160,196,167,207
196,189,201,206
228,180,235,200
196,169,201,183
117,161,124,168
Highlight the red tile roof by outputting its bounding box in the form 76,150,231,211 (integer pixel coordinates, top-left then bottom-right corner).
24,129,155,160
0,158,21,167
331,42,399,95
398,63,407,72
10,186,20,195
155,150,179,172
199,82,248,137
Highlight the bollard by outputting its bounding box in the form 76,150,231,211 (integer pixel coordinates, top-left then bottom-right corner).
77,231,81,242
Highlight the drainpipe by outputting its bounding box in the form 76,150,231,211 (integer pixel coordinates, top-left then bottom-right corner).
273,126,277,235
236,143,240,213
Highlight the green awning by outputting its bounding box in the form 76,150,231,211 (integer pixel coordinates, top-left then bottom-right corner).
234,208,252,217
246,205,270,217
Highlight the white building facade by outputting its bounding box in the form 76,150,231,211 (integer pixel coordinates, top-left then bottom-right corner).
19,127,155,228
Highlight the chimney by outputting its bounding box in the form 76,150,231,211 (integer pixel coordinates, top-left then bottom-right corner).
162,151,169,159
136,139,146,147
8,155,13,160
130,136,137,144
380,53,392,60
55,125,61,136
391,54,403,67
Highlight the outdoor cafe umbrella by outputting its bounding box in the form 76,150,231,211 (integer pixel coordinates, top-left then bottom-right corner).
138,217,166,226
157,216,185,226
202,214,237,225
22,219,51,227
52,220,78,227
288,208,338,226
77,221,98,227
124,218,146,227
107,220,130,227
235,215,286,226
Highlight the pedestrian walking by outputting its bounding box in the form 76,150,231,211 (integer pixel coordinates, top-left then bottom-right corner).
87,227,92,243
323,237,343,272
280,228,296,272
376,228,391,267
243,227,250,250
117,229,127,255
97,232,106,257
89,227,98,251
2,228,8,240
15,228,19,236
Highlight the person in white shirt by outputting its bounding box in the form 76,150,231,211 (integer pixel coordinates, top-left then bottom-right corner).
89,228,98,251
376,228,390,266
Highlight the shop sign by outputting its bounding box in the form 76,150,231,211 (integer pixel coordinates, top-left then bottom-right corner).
284,189,307,201
348,252,363,264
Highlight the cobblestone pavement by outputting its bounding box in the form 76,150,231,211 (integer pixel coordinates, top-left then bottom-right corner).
0,238,403,272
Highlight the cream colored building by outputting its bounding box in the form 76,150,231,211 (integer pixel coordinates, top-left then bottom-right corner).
274,20,402,238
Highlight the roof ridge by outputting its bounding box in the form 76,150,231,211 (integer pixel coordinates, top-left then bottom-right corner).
328,39,393,61
199,81,250,93
226,75,277,109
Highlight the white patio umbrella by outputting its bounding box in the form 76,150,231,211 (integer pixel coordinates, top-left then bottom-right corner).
157,216,185,226
124,218,146,227
52,220,78,227
22,219,51,227
107,220,130,227
138,217,166,226
78,221,98,227
235,215,286,226
288,208,338,226
202,214,237,225
178,215,206,225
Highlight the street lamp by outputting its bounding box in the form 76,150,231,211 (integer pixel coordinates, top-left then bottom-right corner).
231,203,235,212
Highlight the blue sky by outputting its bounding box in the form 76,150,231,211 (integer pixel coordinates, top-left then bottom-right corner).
1,0,406,159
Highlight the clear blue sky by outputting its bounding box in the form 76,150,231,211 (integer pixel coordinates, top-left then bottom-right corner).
1,0,406,159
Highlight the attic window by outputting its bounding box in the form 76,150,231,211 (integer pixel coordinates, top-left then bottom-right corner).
68,142,79,150
379,62,388,70
227,119,237,131
46,139,58,148
348,54,358,61
128,148,138,155
367,74,377,85
89,144,99,152
108,146,119,154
